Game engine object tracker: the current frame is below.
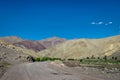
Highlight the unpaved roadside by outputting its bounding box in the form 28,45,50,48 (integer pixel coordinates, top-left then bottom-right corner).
0,61,120,80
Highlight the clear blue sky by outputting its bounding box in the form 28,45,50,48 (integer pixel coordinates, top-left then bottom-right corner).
0,0,120,40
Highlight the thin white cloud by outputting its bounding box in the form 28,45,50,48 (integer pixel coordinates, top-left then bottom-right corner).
91,21,113,26
108,22,112,24
105,24,108,26
91,22,96,24
97,22,103,25
91,21,103,25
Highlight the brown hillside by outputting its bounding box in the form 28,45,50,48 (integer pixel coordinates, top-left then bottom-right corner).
38,35,120,59
12,37,66,52
38,37,66,48
0,36,23,43
0,41,38,77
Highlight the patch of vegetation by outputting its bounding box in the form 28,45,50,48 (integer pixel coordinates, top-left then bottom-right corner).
79,56,120,65
103,55,107,60
35,56,120,65
0,62,11,78
0,62,10,67
34,56,120,70
35,57,61,62
67,58,75,61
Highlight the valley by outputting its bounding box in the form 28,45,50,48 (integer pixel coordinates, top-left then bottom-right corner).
0,35,120,80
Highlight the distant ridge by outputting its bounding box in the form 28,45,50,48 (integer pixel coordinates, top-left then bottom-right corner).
38,35,120,60
13,40,46,52
0,35,120,60
0,36,23,43
0,36,66,52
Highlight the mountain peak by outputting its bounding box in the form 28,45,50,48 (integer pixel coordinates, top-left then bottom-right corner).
41,36,66,41
0,36,23,43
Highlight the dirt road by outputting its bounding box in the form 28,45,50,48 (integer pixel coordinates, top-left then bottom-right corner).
0,61,119,80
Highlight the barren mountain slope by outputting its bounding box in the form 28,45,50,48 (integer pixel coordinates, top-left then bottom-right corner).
38,37,66,48
13,40,46,52
38,35,120,59
12,37,66,52
0,41,38,77
0,36,23,43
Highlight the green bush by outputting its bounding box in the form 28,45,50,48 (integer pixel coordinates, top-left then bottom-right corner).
112,57,115,60
67,58,75,61
35,58,40,61
79,59,83,62
91,55,95,59
86,57,90,59
115,57,118,60
35,56,120,65
35,57,62,62
103,56,107,60
97,57,100,59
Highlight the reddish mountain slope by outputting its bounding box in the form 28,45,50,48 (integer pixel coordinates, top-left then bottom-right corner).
0,36,66,52
13,40,46,52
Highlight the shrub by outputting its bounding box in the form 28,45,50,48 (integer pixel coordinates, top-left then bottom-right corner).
35,57,62,62
103,56,107,60
97,57,100,59
86,57,90,59
91,55,95,59
35,58,40,61
112,57,115,60
79,59,83,62
12,47,15,49
115,57,117,60
67,58,75,61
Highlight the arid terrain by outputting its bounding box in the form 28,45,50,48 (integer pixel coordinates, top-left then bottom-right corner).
1,61,120,80
0,35,120,80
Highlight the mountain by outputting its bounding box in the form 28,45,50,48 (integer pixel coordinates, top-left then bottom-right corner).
0,35,120,60
13,37,66,52
13,40,46,52
0,37,66,78
38,35,120,60
0,40,38,77
0,36,66,52
0,36,23,43
0,40,38,64
38,37,66,48
0,35,120,79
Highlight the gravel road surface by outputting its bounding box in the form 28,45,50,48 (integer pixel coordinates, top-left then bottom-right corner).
0,62,119,80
